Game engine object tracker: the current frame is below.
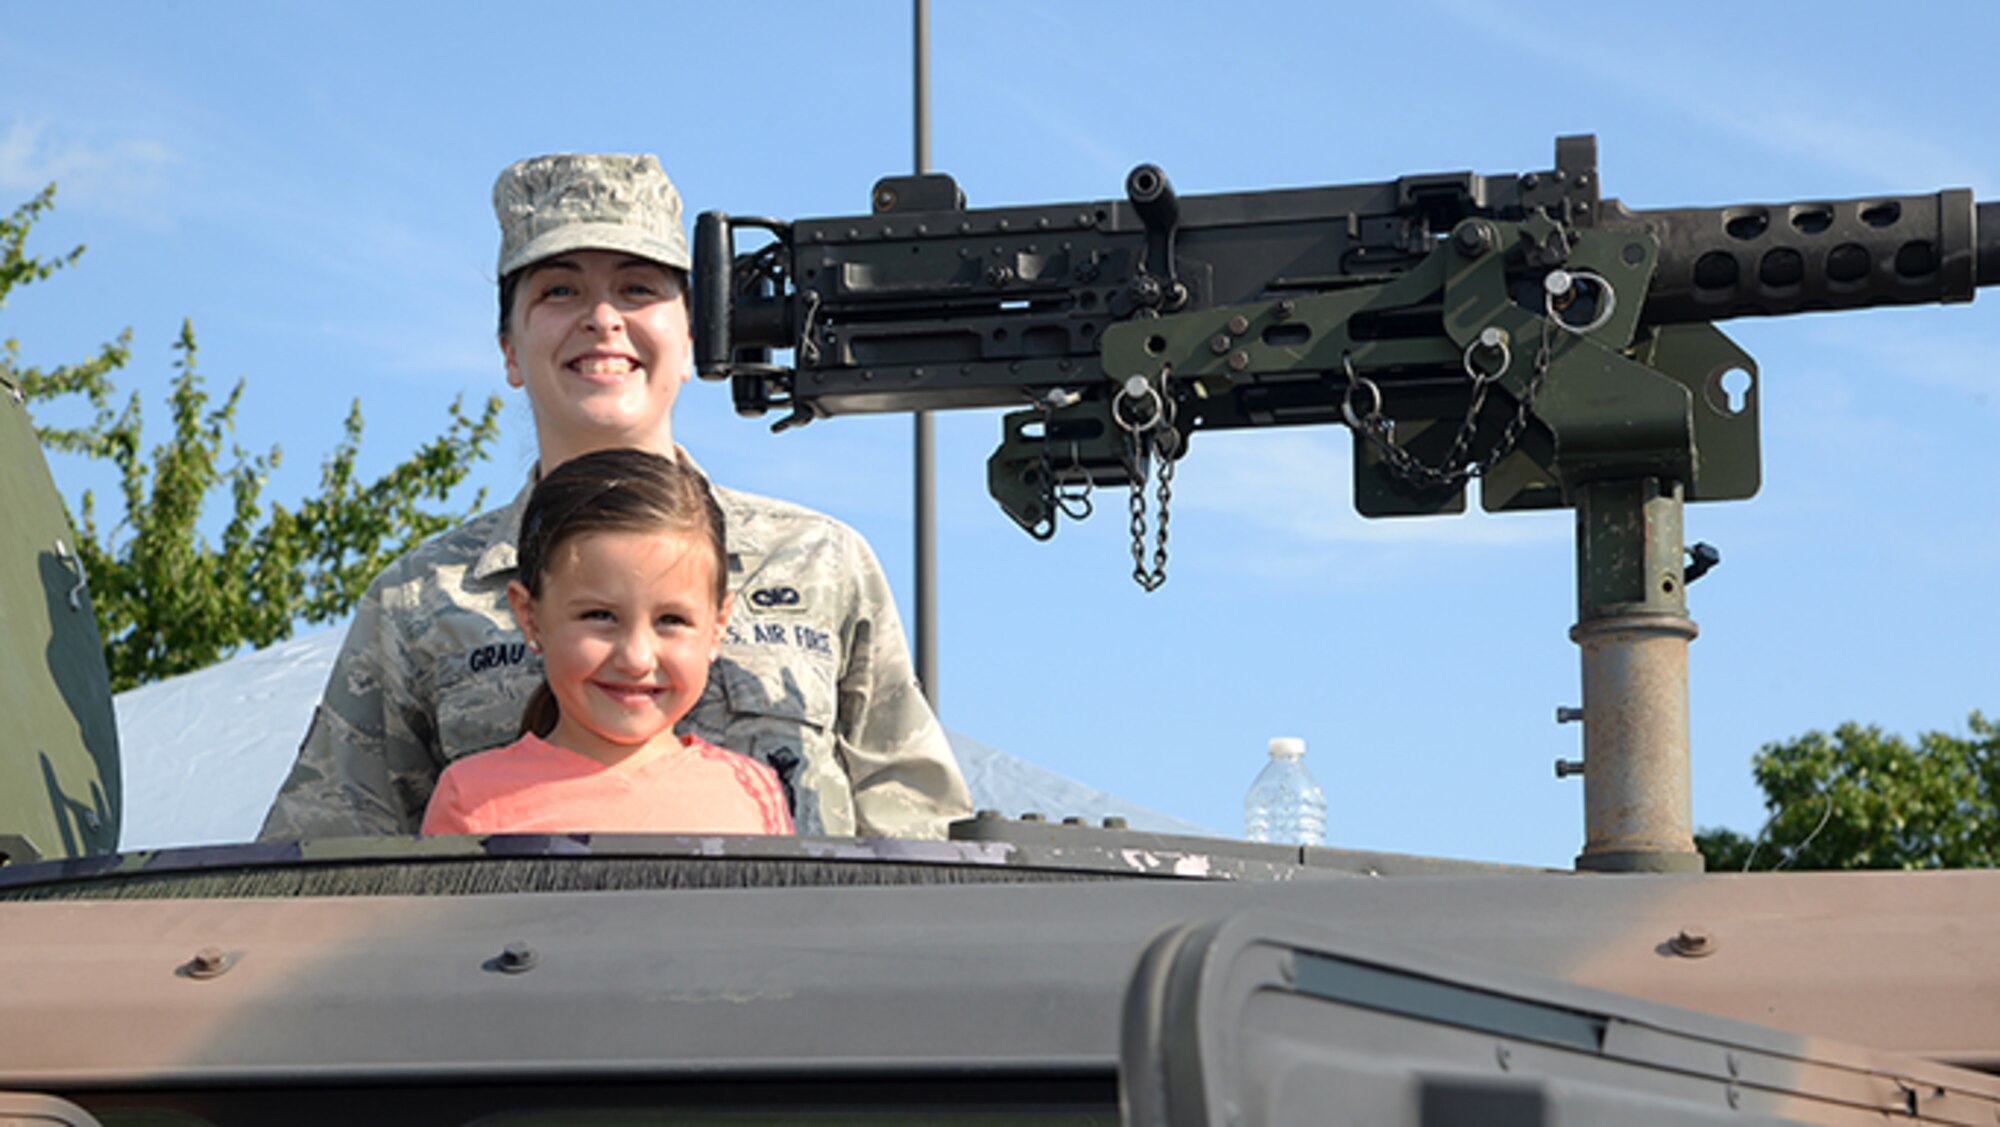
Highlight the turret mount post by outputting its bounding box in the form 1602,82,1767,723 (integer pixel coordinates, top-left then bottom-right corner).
1570,478,1704,873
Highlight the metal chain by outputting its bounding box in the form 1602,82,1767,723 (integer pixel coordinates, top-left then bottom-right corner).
1149,446,1174,587
1343,313,1558,491
1124,430,1175,592
1116,375,1177,591
1126,442,1153,586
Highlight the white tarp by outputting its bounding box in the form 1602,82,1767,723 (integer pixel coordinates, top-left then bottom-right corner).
115,626,1215,850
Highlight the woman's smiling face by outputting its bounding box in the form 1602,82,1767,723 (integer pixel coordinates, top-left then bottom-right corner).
501,249,691,467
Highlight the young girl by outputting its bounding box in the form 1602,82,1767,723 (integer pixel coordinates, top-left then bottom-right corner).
420,448,793,835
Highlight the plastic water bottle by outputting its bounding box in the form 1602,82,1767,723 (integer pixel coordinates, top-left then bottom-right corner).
1243,737,1327,845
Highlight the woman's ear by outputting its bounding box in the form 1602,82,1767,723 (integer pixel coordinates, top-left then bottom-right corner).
500,332,524,389
507,580,540,651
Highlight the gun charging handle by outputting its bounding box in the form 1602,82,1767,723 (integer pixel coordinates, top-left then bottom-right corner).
693,210,735,380
1124,163,1187,312
692,211,794,385
1126,163,1179,230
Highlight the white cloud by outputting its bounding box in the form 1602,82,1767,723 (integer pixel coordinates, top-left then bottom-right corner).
1436,1,1994,192
0,119,181,221
1746,112,1989,195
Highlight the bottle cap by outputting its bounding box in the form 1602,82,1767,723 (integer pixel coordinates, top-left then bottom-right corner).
1268,736,1305,759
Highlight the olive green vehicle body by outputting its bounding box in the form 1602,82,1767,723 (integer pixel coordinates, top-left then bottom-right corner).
4,834,2000,1125
0,376,118,867
5,140,2000,1125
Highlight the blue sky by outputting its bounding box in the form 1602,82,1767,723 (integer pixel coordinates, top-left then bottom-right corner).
4,1,1995,867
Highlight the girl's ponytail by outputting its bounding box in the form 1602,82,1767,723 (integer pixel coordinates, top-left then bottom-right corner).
519,680,561,739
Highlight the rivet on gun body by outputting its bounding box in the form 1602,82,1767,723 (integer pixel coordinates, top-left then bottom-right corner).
1455,221,1495,257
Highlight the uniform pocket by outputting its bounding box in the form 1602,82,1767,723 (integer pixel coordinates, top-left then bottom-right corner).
706,645,843,833
712,645,837,727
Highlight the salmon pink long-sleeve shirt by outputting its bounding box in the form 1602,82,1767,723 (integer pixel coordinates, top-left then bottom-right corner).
420,732,794,836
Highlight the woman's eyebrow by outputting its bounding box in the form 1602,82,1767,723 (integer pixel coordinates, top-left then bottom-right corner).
525,259,583,281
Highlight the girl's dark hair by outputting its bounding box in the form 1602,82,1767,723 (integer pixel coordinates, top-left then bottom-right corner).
516,447,728,738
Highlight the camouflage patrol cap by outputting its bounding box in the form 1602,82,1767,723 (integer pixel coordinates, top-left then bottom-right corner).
493,153,691,277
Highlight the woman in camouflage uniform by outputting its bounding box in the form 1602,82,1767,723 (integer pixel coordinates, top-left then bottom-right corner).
260,154,969,840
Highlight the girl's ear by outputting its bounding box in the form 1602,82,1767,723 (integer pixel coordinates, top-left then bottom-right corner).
709,591,733,664
507,580,540,649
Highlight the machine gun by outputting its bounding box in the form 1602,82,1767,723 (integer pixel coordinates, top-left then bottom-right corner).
697,136,1995,541
693,136,1999,872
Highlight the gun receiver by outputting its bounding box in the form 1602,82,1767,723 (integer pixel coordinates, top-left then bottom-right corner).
696,135,1996,533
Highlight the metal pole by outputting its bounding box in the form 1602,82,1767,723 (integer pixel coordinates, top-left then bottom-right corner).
1570,477,1703,873
912,0,939,711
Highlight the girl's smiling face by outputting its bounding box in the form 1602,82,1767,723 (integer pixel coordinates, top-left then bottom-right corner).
509,527,729,765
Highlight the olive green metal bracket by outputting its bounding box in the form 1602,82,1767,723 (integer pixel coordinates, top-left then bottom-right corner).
1079,218,1759,523
989,398,1129,538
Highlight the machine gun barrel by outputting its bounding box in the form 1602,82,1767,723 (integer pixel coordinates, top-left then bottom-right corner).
1605,193,1999,324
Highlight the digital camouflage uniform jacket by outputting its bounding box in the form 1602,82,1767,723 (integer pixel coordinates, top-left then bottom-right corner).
258,475,970,840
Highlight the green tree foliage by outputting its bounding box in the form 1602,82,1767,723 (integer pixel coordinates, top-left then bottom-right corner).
1696,712,2000,871
3,186,503,690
